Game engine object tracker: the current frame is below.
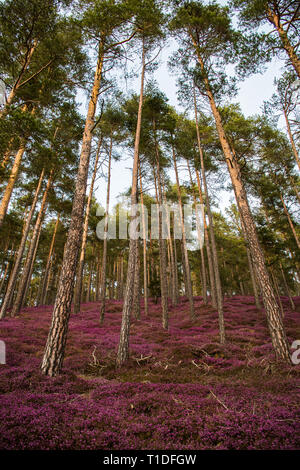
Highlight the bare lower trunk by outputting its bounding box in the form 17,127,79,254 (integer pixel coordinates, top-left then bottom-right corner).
99,135,112,324
193,87,224,342
153,164,169,329
195,168,216,307
280,262,295,311
194,50,291,362
133,240,141,320
239,214,261,309
187,160,207,304
41,42,104,376
161,175,178,306
172,146,195,322
283,108,300,171
138,161,149,315
74,139,101,314
0,169,45,319
11,171,53,315
21,220,43,308
0,262,9,298
39,215,60,306
117,40,145,366
280,193,300,249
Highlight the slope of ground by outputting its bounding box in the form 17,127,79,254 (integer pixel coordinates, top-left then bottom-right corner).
0,296,299,450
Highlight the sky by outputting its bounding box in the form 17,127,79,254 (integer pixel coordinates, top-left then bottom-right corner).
90,51,286,212
77,0,288,214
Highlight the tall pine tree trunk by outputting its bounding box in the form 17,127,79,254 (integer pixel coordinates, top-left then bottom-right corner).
41,41,105,376
187,160,207,305
280,193,300,249
193,86,225,342
0,169,45,319
0,142,26,228
267,9,300,78
0,40,38,118
74,139,101,313
138,161,149,315
99,135,112,323
195,167,216,307
283,108,300,171
280,262,295,311
117,39,145,366
153,164,169,329
39,215,60,306
172,146,195,321
11,171,53,315
194,51,291,362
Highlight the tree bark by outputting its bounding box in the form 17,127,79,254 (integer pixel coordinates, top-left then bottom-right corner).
41,41,105,376
283,108,300,172
0,40,38,118
138,161,149,315
11,170,53,315
195,167,216,307
186,159,207,304
39,215,60,306
280,193,300,249
74,139,101,314
172,146,195,322
0,169,45,319
117,39,145,366
193,47,291,363
280,262,295,311
153,164,169,329
193,87,225,342
99,135,113,323
267,9,300,78
0,142,26,228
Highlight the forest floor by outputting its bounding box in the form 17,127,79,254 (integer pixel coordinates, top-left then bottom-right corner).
0,296,299,450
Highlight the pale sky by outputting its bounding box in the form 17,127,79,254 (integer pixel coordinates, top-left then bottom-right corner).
80,0,288,213
91,52,285,212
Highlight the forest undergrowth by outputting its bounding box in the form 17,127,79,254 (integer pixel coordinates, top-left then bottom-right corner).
0,296,299,450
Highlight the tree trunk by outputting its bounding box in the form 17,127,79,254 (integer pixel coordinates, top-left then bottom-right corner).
99,135,113,323
133,240,141,319
186,160,208,305
239,213,261,309
11,171,53,315
195,167,216,307
280,193,300,249
193,49,291,363
193,88,225,342
267,9,300,78
0,142,26,228
41,41,105,376
172,146,195,322
153,163,169,329
0,262,9,298
117,40,145,366
74,139,101,314
0,40,38,118
21,220,43,308
138,161,149,315
283,108,300,171
0,169,45,319
39,215,60,306
161,175,178,306
280,262,295,311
